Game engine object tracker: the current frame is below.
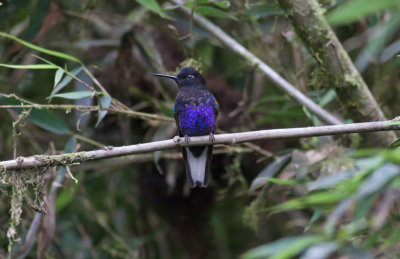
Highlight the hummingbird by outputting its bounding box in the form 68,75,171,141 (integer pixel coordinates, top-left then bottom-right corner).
153,67,219,188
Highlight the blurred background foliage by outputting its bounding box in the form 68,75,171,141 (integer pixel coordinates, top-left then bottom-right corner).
0,0,400,258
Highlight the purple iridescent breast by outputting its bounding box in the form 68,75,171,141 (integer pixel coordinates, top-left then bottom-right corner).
178,104,215,136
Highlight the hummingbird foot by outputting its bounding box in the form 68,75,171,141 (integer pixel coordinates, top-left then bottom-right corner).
173,135,180,143
209,133,215,143
184,135,191,143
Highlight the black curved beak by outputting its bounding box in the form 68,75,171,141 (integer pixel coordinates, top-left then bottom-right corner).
152,73,178,81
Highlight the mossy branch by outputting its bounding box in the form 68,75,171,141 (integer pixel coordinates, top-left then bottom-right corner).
277,0,397,145
1,120,399,171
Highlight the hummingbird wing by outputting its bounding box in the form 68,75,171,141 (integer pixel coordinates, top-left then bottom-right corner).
211,94,219,131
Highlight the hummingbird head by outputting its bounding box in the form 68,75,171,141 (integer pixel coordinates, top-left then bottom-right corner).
153,67,207,88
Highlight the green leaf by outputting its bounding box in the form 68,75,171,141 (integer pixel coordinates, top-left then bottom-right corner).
56,188,75,212
245,3,284,19
307,170,358,191
136,0,160,12
355,163,399,198
318,89,336,107
326,0,400,26
243,236,303,259
195,6,237,20
25,0,51,41
354,155,384,169
54,68,64,87
0,96,70,134
324,198,354,236
250,154,291,191
0,32,82,63
64,137,77,153
50,91,94,100
0,63,58,69
212,1,230,9
299,242,338,259
28,109,70,134
95,95,112,127
158,101,174,118
343,248,373,259
268,178,298,186
355,15,400,72
185,0,230,9
268,191,349,213
304,210,323,232
50,66,84,97
196,0,210,4
390,138,400,148
271,236,323,259
383,228,400,247
243,235,322,259
185,0,210,8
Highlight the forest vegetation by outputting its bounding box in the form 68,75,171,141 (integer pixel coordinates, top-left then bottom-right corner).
0,0,400,258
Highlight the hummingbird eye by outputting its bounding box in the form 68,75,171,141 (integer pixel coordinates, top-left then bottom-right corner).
187,74,195,79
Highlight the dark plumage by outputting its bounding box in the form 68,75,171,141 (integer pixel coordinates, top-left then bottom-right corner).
153,67,219,188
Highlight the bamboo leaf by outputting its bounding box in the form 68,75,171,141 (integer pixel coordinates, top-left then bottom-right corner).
268,178,298,186
212,1,230,9
56,188,75,212
307,170,358,191
95,95,112,127
51,66,84,97
28,109,70,134
54,68,64,87
135,0,171,19
243,235,322,259
0,63,58,69
50,91,94,100
271,235,323,259
268,191,349,213
195,6,237,20
355,163,399,198
1,96,70,134
0,31,82,63
299,242,338,259
135,0,161,13
250,154,291,191
243,236,303,259
326,0,400,26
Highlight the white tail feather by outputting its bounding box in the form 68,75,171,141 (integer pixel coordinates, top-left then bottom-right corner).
186,147,207,186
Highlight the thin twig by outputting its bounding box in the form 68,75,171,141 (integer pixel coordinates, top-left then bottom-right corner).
82,67,111,96
170,0,342,126
1,120,399,171
0,103,173,122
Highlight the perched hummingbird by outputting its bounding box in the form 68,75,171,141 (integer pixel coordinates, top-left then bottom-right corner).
153,67,219,188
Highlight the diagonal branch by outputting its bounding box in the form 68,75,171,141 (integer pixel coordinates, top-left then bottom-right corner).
1,120,399,171
170,0,342,126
